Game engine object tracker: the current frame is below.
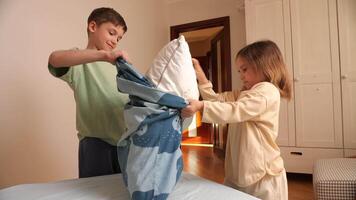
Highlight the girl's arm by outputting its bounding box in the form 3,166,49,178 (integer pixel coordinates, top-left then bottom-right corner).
199,82,240,102
182,91,267,123
202,93,267,124
192,58,240,102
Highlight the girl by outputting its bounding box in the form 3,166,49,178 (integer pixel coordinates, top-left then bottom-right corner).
181,40,292,200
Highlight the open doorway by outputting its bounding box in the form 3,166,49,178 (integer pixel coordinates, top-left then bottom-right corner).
171,17,232,153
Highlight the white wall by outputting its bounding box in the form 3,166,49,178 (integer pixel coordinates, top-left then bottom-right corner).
164,0,246,90
0,0,167,188
0,0,246,189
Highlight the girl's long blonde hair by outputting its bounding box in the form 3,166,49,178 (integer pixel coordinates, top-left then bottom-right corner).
236,40,292,100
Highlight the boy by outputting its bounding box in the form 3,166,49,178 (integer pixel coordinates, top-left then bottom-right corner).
48,7,129,178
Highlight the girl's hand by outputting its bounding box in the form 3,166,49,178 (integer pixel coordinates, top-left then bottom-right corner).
192,58,204,73
181,99,204,118
192,58,209,84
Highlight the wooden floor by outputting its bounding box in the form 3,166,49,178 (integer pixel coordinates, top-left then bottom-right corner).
182,123,212,144
181,145,314,200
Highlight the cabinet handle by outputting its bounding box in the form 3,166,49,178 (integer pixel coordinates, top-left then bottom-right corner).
290,151,303,156
341,75,347,79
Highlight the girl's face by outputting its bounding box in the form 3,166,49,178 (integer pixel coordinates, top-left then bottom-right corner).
236,56,266,90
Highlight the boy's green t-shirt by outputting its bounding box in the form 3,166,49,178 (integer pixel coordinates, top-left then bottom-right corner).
49,61,129,146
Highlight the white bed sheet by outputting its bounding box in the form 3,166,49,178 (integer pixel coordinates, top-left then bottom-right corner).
0,172,259,200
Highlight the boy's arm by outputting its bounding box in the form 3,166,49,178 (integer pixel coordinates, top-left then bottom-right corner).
48,49,129,68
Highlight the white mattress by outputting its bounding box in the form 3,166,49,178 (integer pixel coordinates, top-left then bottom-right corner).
0,172,259,200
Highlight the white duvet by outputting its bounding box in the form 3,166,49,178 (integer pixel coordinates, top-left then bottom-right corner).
0,173,260,200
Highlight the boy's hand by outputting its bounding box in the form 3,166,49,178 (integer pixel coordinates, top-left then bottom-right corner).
181,99,204,118
104,50,131,64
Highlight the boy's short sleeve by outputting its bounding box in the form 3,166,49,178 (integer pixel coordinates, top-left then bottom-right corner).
48,47,79,84
48,63,74,84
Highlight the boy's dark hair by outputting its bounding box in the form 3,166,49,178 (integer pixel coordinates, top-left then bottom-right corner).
87,7,127,33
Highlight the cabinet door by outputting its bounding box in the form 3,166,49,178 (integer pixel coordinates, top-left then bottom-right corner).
291,0,342,148
338,0,356,149
245,0,295,146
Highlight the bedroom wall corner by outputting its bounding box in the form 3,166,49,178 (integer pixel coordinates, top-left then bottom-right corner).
0,0,168,189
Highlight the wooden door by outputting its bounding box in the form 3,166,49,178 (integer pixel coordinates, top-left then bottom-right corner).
170,17,232,151
196,56,213,144
210,30,229,152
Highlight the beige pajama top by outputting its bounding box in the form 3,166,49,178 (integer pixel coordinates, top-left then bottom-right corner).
199,81,285,187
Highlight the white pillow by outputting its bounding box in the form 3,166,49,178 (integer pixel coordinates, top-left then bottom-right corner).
146,35,199,131
146,35,199,100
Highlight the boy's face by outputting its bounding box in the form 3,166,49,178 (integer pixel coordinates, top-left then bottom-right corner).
88,21,125,51
236,56,266,90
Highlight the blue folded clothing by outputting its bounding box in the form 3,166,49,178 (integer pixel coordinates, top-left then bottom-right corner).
116,58,187,200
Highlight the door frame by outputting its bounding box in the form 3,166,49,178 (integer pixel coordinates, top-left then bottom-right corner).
170,16,232,91
171,17,232,152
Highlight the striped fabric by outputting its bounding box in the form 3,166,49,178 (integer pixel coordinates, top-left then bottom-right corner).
115,58,187,200
313,158,356,200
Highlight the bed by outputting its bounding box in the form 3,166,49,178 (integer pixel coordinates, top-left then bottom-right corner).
0,172,259,200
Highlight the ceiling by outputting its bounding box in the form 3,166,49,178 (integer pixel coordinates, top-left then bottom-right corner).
181,26,223,42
